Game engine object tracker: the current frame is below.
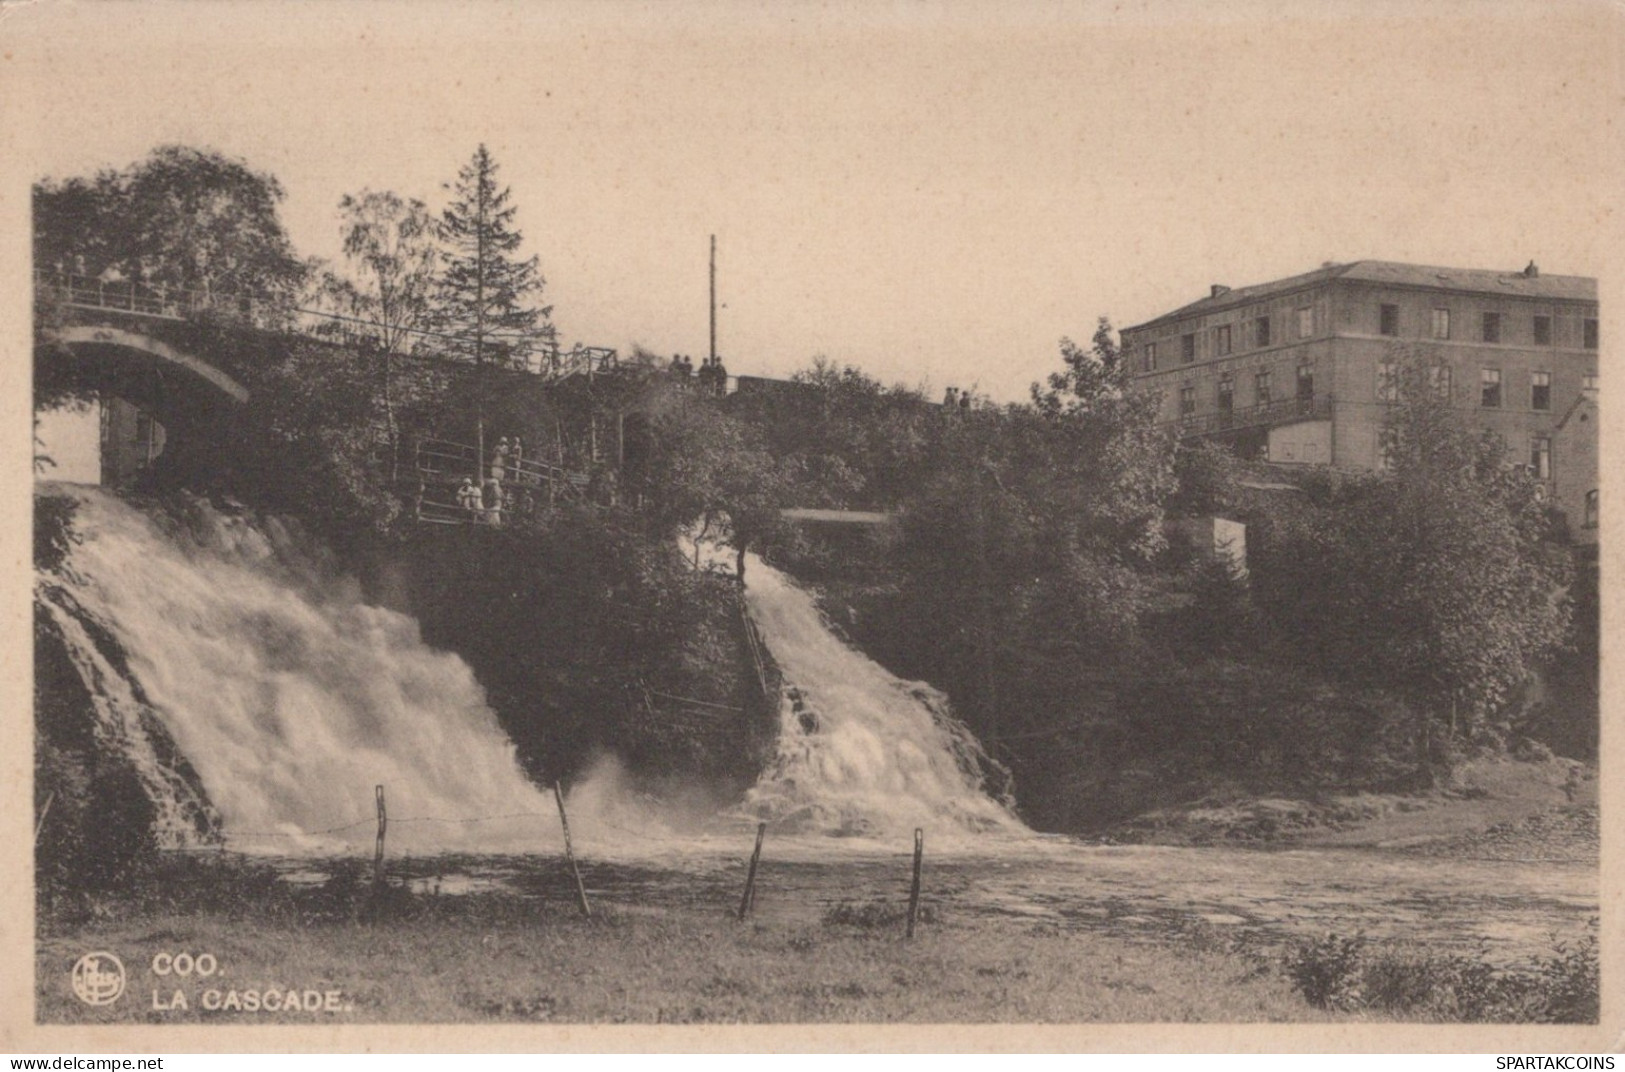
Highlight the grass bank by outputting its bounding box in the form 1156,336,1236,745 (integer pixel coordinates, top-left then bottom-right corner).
39,901,1322,1024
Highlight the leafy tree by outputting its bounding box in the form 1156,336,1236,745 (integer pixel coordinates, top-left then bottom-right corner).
34,144,306,325
1250,346,1573,775
1355,348,1573,757
638,389,806,581
842,324,1174,759
120,146,306,301
1169,439,1243,517
433,145,553,372
33,169,126,278
332,190,443,478
337,190,440,353
1031,317,1131,414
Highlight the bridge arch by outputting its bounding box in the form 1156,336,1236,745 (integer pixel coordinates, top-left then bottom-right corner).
51,324,250,406
38,323,252,486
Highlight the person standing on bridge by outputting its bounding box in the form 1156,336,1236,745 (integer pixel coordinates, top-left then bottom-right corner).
457,478,481,519
492,437,510,481
510,436,525,483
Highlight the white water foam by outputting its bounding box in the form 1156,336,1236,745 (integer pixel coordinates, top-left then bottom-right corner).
42,486,556,853
738,552,1023,838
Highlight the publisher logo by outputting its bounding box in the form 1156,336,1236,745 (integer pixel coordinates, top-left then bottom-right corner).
71,951,126,1006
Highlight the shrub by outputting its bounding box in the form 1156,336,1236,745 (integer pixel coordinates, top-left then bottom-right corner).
1283,930,1599,1022
1285,933,1366,1010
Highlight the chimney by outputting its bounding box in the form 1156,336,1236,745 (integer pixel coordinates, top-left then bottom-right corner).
1210,284,1230,299
1523,260,1539,278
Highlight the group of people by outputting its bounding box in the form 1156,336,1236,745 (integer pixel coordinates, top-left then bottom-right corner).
490,435,525,482
942,386,974,413
669,353,729,395
453,435,538,526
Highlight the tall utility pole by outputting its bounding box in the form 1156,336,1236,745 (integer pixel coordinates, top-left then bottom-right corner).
709,234,717,364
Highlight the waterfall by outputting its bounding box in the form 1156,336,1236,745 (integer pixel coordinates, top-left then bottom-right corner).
739,552,1022,837
37,485,554,853
39,487,1019,854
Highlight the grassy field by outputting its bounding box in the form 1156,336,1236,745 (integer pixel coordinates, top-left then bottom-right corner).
35,782,1598,1026
38,895,1322,1024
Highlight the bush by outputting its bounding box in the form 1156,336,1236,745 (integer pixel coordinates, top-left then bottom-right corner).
1283,929,1598,1022
1285,933,1366,1010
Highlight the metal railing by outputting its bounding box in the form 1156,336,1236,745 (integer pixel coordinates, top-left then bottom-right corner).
34,270,618,381
1169,394,1332,438
410,437,591,525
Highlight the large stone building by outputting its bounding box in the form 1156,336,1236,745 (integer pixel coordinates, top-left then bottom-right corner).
1121,260,1599,540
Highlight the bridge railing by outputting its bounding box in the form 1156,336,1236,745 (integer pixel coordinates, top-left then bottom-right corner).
410,437,590,525
35,269,618,382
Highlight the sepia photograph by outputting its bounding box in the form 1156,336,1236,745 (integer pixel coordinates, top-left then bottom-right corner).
2,0,1618,1051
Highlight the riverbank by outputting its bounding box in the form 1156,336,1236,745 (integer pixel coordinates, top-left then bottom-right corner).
1096,755,1596,859
34,816,1598,1025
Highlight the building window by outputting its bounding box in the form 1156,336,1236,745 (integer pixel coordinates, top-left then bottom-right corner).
1296,307,1314,339
1530,435,1551,481
1481,368,1501,408
1531,371,1551,411
1379,304,1399,337
1215,324,1232,356
1179,385,1196,416
1428,364,1452,401
1533,315,1552,345
1376,361,1399,402
1584,372,1598,393
1143,343,1157,372
1255,316,1271,348
1217,372,1234,414
1482,311,1501,343
1181,333,1196,363
1255,369,1272,404
1585,489,1598,529
1432,308,1451,340
1584,318,1598,349
1297,362,1314,401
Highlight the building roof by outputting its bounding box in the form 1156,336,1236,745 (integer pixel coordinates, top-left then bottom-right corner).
1124,260,1597,334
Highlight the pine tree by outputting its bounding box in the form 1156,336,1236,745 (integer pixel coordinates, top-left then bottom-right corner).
434,145,554,373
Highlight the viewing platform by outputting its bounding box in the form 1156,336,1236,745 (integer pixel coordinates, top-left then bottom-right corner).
410,437,590,527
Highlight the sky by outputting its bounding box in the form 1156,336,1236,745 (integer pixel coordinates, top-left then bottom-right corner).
4,0,1620,409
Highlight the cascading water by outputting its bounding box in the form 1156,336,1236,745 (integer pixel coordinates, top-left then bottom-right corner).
38,485,555,853
737,552,1023,837
41,486,1019,855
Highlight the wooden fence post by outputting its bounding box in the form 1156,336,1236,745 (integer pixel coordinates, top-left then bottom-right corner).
554,781,592,918
737,822,766,920
372,784,387,889
906,828,924,938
